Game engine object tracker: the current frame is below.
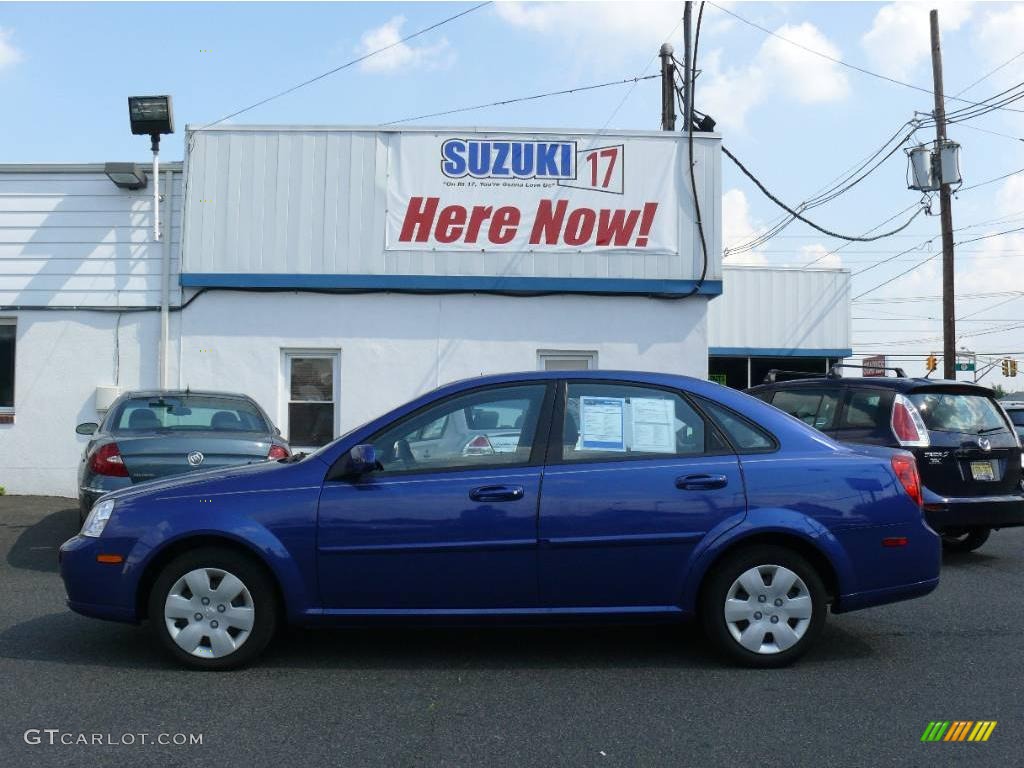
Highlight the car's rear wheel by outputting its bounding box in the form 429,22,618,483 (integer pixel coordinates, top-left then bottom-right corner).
701,545,827,668
148,547,278,670
940,527,991,553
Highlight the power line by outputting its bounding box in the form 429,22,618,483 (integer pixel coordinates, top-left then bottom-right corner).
199,2,491,129
852,225,1024,300
952,49,1024,97
722,145,925,242
384,74,659,125
708,1,1024,113
957,166,1024,194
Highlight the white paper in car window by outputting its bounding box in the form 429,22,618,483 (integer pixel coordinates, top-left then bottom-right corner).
631,397,676,453
579,396,626,451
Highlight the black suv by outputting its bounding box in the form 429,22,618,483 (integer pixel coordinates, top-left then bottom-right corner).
747,366,1024,552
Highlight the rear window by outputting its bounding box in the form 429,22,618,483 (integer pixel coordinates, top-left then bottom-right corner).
110,395,269,434
909,392,1007,434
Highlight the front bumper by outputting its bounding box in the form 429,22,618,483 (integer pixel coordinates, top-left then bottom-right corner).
922,488,1024,530
58,535,140,624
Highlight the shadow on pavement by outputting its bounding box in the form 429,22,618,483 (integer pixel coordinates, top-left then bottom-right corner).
0,611,876,672
6,508,79,573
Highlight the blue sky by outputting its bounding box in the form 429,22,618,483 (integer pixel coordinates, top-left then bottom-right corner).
1,1,1022,387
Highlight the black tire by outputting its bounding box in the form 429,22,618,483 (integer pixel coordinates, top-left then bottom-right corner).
148,547,278,670
700,545,827,668
941,527,991,553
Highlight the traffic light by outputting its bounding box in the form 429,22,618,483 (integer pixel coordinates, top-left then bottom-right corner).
926,355,937,373
1011,359,1019,378
1002,359,1011,377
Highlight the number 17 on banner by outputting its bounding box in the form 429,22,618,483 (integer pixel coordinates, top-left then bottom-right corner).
558,144,624,195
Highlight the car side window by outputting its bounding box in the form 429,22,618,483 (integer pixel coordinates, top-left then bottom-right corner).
369,384,547,474
770,389,840,431
840,391,890,429
560,383,726,462
698,399,777,452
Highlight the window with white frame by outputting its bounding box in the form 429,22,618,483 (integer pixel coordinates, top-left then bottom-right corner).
0,320,14,412
537,349,598,371
283,350,339,448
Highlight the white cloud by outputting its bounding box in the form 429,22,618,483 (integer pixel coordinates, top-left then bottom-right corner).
759,23,850,103
700,22,848,132
356,16,454,73
799,243,843,269
0,27,23,71
861,2,973,81
722,188,768,265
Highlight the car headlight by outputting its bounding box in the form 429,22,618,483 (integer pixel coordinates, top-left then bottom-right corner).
81,499,115,538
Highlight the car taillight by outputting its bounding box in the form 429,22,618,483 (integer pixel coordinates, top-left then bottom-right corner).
462,435,494,456
891,394,929,447
89,443,128,477
891,454,923,507
267,444,289,461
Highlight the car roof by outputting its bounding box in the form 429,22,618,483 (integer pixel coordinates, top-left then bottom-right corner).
748,376,995,396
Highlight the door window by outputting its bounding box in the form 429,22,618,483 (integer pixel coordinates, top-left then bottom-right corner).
284,351,338,448
771,389,840,430
369,384,548,474
560,382,726,462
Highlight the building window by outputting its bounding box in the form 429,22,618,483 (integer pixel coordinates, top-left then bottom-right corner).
538,350,597,371
0,320,14,413
283,350,339,448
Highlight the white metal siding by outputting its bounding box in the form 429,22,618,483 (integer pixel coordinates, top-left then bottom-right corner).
0,169,183,307
708,266,851,353
182,126,721,283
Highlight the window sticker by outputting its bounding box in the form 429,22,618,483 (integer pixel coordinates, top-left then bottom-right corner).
579,396,626,451
631,397,676,453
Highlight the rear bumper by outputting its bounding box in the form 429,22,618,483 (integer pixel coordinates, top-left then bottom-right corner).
833,576,940,613
922,488,1024,530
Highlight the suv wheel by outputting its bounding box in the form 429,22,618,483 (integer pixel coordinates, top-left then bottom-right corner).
940,527,991,553
701,545,827,668
148,547,278,670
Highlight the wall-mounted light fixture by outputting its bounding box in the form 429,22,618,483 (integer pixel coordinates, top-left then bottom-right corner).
103,162,148,190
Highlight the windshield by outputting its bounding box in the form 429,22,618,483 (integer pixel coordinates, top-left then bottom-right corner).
108,395,270,434
909,392,1007,434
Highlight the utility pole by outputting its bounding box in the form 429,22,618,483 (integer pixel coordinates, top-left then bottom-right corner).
682,2,694,132
660,43,676,131
930,9,956,380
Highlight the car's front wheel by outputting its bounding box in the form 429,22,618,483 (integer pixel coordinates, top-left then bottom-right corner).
701,545,827,668
940,527,991,553
148,547,278,670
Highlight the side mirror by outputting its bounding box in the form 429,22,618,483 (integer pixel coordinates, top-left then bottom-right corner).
76,422,99,436
347,444,380,475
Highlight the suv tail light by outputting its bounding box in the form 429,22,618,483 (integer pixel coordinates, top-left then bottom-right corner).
267,444,289,461
89,443,129,477
891,394,930,447
891,454,923,507
462,435,495,456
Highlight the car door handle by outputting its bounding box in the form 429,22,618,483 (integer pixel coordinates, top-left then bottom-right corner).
675,474,729,491
469,485,525,502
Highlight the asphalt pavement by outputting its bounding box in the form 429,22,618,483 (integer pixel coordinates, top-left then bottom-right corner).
1,495,1021,768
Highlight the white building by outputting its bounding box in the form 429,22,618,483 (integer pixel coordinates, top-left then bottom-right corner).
0,125,849,497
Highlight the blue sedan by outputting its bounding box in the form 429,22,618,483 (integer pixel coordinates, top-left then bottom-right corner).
59,371,940,669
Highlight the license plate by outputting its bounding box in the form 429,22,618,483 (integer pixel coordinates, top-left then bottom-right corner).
970,461,995,481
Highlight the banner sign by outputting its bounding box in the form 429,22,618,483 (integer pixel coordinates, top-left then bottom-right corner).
386,133,680,254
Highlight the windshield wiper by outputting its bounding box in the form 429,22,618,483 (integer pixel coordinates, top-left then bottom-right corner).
283,452,308,463
977,426,1005,435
